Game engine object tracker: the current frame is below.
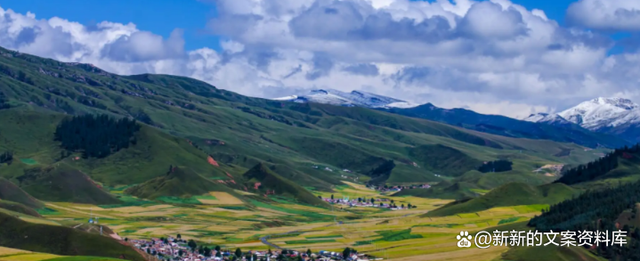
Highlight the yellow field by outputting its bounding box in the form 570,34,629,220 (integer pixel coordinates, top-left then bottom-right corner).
20,182,547,260
199,192,244,205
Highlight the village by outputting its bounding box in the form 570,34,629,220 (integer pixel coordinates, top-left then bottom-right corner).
319,195,417,210
130,235,377,261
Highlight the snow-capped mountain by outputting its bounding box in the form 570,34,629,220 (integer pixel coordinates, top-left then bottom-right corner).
272,89,417,109
526,97,640,143
557,97,640,130
523,113,572,125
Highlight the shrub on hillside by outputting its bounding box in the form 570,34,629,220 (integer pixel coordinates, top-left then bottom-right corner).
477,159,512,173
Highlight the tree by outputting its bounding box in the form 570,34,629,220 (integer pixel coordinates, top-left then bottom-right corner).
408,203,412,209
235,248,242,257
215,245,221,252
204,247,212,257
307,249,312,256
146,248,151,254
331,194,334,200
318,195,322,199
342,247,352,259
163,238,169,244
177,233,181,239
187,239,197,251
124,237,128,242
371,198,375,204
401,204,405,208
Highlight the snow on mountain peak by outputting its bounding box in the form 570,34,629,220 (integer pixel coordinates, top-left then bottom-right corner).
272,89,418,109
590,97,638,110
556,97,640,130
523,112,570,124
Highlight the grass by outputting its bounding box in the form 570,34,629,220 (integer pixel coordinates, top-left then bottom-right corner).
0,177,43,208
424,182,578,217
16,164,121,205
0,212,144,261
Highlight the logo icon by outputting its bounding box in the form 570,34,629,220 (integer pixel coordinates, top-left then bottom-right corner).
457,231,473,248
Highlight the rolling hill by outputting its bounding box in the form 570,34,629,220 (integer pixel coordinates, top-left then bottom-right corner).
0,212,144,261
0,44,610,204
125,166,234,200
15,164,121,205
424,182,578,217
0,177,42,209
242,163,328,206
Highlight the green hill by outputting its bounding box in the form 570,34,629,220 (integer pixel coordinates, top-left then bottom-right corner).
0,177,43,209
125,166,232,200
407,144,482,177
243,163,329,207
15,164,121,205
0,45,610,202
0,212,144,261
424,182,578,217
0,199,41,217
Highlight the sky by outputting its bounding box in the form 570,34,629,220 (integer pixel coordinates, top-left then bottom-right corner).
1,0,640,118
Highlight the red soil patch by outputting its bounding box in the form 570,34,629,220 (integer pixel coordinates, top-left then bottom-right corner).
207,156,219,167
623,152,633,159
229,180,236,184
226,172,233,179
254,182,261,190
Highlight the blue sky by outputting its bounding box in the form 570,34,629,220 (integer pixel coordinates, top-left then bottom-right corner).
0,0,582,51
0,0,639,118
0,0,221,50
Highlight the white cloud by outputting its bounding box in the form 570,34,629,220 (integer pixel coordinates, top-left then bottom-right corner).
0,1,637,119
567,0,640,31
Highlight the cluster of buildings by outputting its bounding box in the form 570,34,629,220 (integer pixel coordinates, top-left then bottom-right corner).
130,236,376,260
368,184,431,193
320,196,411,210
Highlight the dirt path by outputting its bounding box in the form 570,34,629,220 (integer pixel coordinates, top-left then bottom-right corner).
45,203,117,219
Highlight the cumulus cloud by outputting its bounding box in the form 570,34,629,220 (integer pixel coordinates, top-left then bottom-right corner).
567,0,640,31
0,1,638,119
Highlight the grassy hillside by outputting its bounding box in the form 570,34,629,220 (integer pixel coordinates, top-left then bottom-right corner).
14,164,121,205
407,144,482,176
125,166,232,200
0,199,41,217
0,177,43,209
0,212,144,261
425,182,577,217
0,45,610,205
243,163,329,207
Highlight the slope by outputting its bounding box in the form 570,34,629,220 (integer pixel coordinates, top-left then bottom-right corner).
0,199,41,217
0,212,144,261
243,163,329,207
425,182,577,217
0,108,232,186
407,144,482,177
0,177,43,209
125,166,233,200
15,164,121,205
0,45,606,190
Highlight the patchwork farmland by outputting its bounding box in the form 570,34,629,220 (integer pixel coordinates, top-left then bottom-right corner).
11,181,556,261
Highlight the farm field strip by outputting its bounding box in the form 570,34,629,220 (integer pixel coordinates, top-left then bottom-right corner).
32,182,548,260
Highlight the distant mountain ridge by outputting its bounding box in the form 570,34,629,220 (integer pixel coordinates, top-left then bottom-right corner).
525,97,640,143
276,90,627,148
384,103,628,149
273,89,416,108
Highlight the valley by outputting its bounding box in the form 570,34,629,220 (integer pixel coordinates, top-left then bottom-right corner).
0,46,638,261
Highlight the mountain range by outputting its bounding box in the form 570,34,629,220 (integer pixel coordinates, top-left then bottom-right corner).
525,97,640,143
274,90,631,148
